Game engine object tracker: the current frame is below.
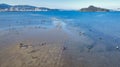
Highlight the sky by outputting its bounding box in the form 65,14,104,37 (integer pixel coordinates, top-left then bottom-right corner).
0,0,120,9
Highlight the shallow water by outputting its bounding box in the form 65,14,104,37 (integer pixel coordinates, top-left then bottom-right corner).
0,11,120,67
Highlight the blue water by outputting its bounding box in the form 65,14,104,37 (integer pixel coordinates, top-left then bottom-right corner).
0,11,120,38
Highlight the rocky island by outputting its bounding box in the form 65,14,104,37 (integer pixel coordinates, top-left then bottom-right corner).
80,5,110,12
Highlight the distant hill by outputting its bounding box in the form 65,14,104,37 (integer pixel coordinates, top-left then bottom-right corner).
80,5,110,12
13,5,36,9
0,4,57,11
0,4,12,9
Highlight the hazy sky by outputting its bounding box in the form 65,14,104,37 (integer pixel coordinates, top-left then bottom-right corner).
0,0,119,9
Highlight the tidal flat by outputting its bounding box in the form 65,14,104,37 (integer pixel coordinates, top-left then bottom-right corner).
0,11,120,67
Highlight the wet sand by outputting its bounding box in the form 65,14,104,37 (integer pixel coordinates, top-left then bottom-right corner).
0,26,70,67
0,26,120,67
